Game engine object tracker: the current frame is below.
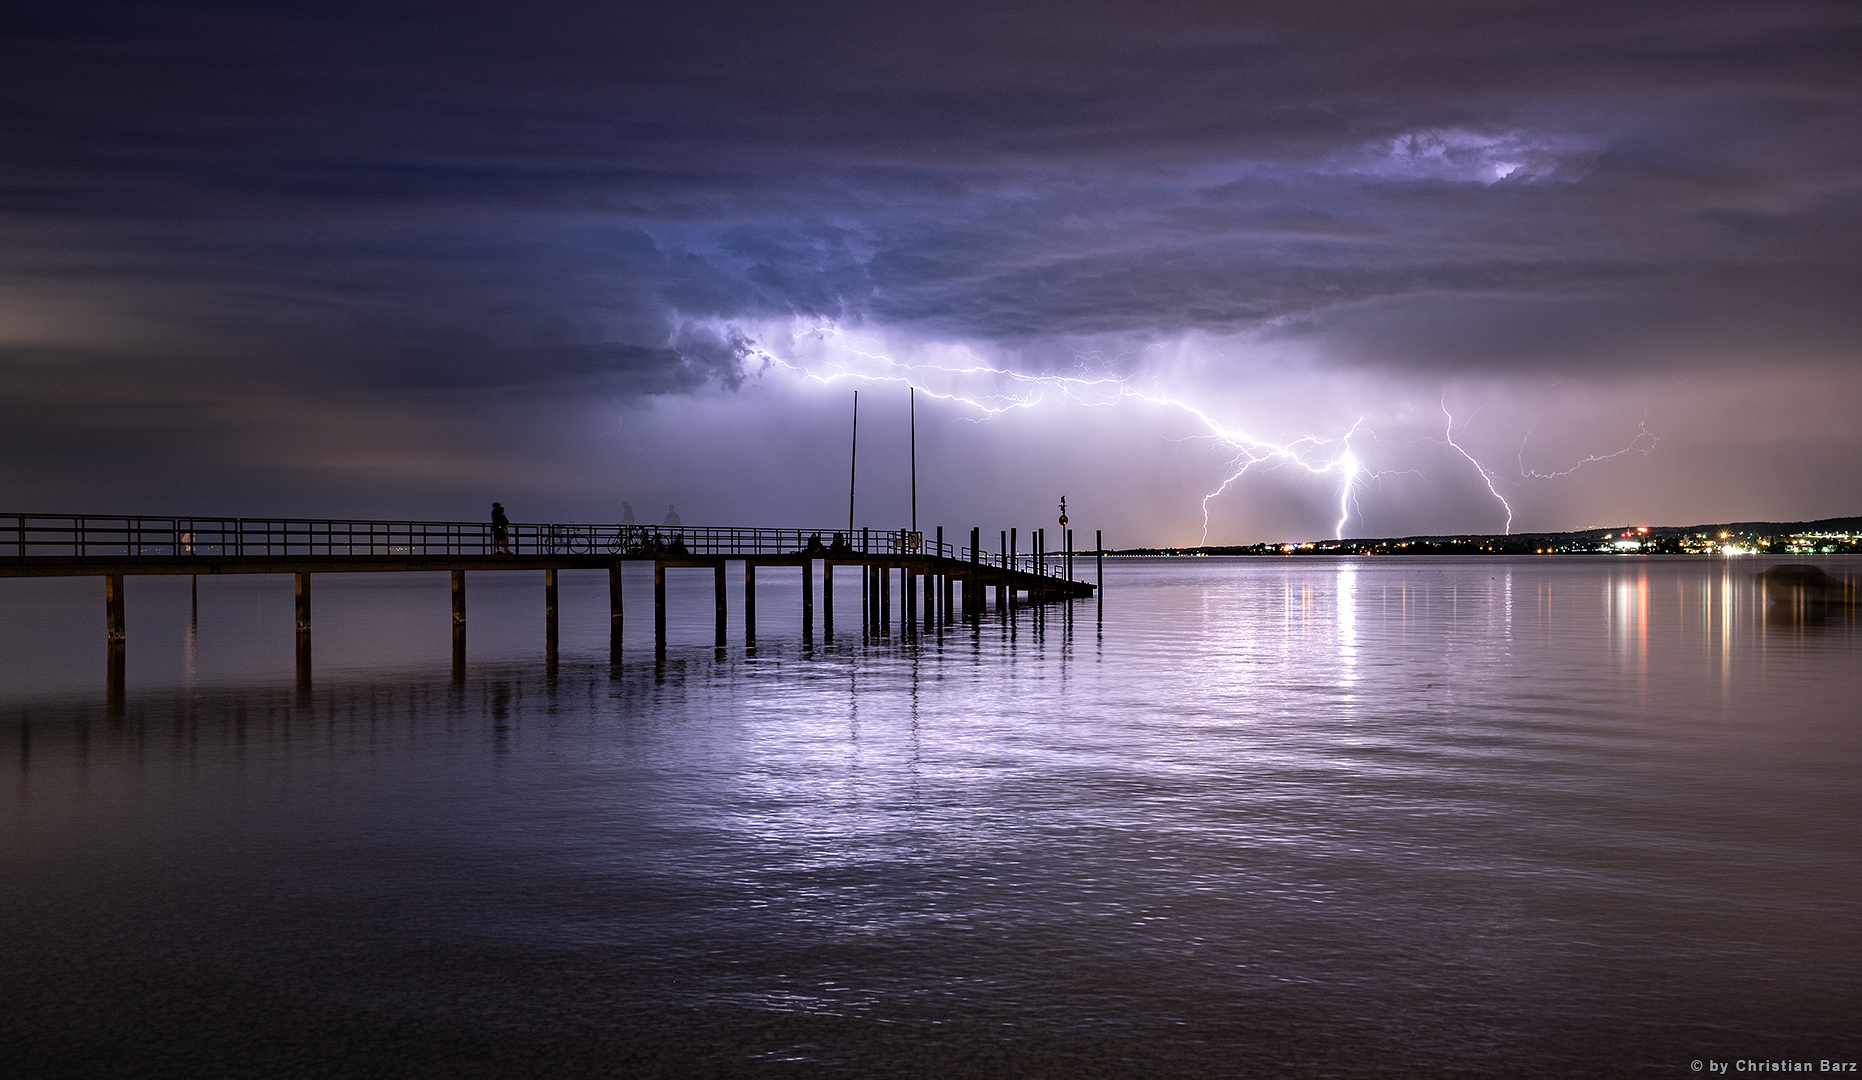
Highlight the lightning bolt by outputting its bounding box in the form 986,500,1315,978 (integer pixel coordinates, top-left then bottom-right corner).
1442,400,1516,533
1442,402,1662,534
745,323,1656,544
1517,417,1658,478
763,326,1370,542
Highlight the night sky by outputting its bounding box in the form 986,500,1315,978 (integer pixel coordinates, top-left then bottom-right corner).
3,1,1858,544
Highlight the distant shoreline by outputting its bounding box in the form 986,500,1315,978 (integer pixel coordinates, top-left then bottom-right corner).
1112,515,1862,558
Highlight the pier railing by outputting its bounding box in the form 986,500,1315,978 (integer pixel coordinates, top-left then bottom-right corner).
2,514,1044,566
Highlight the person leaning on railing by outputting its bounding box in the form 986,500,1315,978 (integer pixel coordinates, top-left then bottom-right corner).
491,502,512,554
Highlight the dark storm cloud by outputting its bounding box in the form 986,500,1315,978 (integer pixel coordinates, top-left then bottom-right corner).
7,0,1859,359
1,0,1858,519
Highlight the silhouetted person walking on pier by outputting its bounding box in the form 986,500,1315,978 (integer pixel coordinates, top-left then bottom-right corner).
664,504,681,527
491,502,512,554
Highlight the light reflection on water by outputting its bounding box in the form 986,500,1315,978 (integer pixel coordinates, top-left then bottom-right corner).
1,556,1859,1077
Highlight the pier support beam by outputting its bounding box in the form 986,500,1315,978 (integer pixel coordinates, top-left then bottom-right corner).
609,564,623,643
879,562,890,635
924,565,935,632
1035,530,1044,606
800,558,815,640
295,572,311,635
714,562,727,648
822,563,833,639
105,574,125,713
1008,529,1017,614
999,531,1008,612
939,527,952,627
105,573,126,644
653,562,666,648
744,562,756,647
295,573,312,698
970,528,981,621
452,570,466,682
544,568,559,662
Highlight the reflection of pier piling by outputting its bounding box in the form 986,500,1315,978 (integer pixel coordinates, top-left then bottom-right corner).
7,514,1097,697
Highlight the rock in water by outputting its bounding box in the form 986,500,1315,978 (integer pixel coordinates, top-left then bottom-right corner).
1758,564,1861,605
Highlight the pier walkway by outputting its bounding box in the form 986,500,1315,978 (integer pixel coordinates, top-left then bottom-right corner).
3,514,1100,704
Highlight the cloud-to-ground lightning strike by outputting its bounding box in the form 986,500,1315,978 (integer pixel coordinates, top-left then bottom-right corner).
1442,402,1661,534
761,326,1373,542
753,324,1657,542
1443,401,1517,533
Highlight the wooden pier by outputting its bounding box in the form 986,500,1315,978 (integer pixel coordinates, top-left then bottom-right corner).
2,514,1099,704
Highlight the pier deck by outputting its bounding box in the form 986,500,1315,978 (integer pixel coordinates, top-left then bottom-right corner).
3,514,1099,705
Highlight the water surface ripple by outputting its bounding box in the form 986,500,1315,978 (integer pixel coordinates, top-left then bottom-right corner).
2,557,1858,1077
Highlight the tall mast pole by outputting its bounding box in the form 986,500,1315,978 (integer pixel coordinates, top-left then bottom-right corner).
848,391,858,533
910,387,917,536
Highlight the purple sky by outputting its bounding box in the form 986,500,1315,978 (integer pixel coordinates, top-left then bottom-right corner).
3,0,1859,544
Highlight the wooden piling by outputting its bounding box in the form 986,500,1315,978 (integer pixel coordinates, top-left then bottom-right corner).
105,574,126,713
744,561,757,644
970,527,981,619
939,527,952,626
1030,530,1040,616
105,573,126,644
294,572,311,698
1096,529,1103,595
1009,529,1017,612
608,564,623,638
714,562,727,647
822,562,833,638
294,572,311,635
880,561,890,633
998,530,1007,612
802,557,814,643
452,570,467,681
653,562,666,644
544,567,559,662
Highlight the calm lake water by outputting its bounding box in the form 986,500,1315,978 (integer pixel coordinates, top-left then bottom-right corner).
2,556,1859,1078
